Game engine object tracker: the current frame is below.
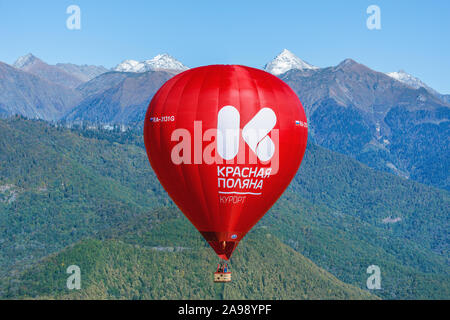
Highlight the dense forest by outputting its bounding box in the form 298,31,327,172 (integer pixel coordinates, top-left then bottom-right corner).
0,118,448,299
3,208,376,300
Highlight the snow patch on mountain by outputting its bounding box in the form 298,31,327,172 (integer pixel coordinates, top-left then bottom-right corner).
264,49,318,75
114,54,189,73
114,59,144,72
13,53,41,69
386,70,450,103
386,70,430,90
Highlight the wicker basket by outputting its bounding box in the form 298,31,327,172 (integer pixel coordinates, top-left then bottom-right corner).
214,272,232,282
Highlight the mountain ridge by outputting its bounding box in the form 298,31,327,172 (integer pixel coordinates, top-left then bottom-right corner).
65,70,175,123
2,52,449,190
13,53,84,88
280,58,449,189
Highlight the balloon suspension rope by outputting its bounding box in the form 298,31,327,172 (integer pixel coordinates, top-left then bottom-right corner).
218,258,230,271
217,242,230,272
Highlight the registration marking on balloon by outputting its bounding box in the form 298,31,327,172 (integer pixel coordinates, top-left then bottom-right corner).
149,115,175,123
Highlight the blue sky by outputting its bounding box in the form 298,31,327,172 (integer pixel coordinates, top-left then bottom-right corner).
0,0,449,93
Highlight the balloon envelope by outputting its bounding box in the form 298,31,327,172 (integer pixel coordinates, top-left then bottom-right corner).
143,65,307,260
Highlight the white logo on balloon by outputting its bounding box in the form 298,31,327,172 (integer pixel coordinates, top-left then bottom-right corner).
217,106,277,161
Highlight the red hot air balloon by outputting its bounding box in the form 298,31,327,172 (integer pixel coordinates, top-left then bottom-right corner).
143,65,308,274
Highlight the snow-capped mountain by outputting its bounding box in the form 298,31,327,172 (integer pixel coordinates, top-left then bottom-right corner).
114,54,189,73
264,49,319,75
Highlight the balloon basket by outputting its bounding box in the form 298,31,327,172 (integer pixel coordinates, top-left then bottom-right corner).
214,271,231,283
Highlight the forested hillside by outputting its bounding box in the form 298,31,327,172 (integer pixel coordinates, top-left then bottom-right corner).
3,209,376,300
0,117,167,276
0,118,448,299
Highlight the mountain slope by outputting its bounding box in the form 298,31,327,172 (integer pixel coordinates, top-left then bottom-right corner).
0,118,166,275
264,143,449,299
75,71,132,98
3,210,376,300
0,62,81,120
55,63,109,82
65,71,175,123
